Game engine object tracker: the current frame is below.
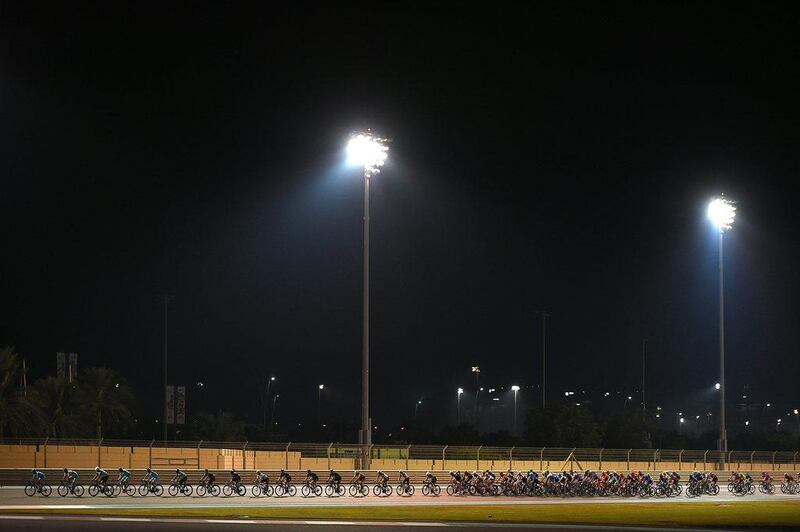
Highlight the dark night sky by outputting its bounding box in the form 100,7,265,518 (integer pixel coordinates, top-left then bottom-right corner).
2,2,799,436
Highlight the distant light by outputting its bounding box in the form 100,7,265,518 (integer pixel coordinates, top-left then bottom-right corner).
479,387,484,391
707,413,712,417
488,388,496,393
696,415,700,419
656,414,661,418
656,406,662,411
707,196,736,231
492,397,499,401
347,133,388,176
604,392,610,397
400,426,404,430
197,382,204,387
714,383,721,390
457,388,464,395
766,403,771,407
680,418,685,423
319,384,325,390
575,403,581,406
322,424,326,428
471,366,480,373
270,377,276,381
511,385,520,391
678,412,683,415
777,419,782,423
627,396,632,400
745,420,750,426
115,383,120,388
417,400,422,404
794,409,799,415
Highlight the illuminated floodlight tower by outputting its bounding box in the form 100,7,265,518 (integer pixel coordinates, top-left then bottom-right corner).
346,132,389,458
511,385,521,433
707,196,736,456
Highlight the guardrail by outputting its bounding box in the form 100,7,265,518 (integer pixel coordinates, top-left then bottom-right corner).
0,438,797,474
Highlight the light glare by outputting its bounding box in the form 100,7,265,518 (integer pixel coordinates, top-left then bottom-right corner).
347,133,388,177
707,197,736,231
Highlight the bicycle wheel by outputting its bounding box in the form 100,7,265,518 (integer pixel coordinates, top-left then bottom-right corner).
328,485,338,497
301,485,312,497
422,485,430,496
73,484,85,497
24,484,36,497
222,484,233,497
138,483,149,496
708,484,719,496
58,484,69,497
197,484,208,497
446,485,454,496
210,484,221,496
40,485,52,497
183,485,193,496
251,485,261,497
168,484,179,496
152,484,164,496
89,484,99,497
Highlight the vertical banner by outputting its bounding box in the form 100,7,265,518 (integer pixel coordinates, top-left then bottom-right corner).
165,385,175,425
56,352,66,378
176,386,186,425
68,353,78,382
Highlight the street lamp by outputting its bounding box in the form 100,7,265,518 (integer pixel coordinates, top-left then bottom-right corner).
457,388,464,424
472,366,481,424
271,394,280,429
511,385,520,434
318,384,325,425
264,376,276,430
347,132,388,457
707,195,736,456
414,400,423,419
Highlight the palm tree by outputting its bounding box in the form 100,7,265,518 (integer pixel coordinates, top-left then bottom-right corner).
32,376,73,438
73,367,134,439
0,346,40,437
190,411,245,441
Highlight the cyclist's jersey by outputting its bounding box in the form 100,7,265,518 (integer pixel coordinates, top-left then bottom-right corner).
257,473,269,483
175,471,187,482
146,471,159,481
119,469,132,481
32,470,45,480
97,469,109,478
330,472,342,482
65,470,79,481
280,473,291,483
307,472,319,482
426,474,437,483
399,472,409,481
231,472,241,483
485,471,495,480
352,473,365,482
202,472,216,482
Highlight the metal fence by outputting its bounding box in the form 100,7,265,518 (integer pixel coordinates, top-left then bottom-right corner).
1,438,798,472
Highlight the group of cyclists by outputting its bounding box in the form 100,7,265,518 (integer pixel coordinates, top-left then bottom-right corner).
24,466,800,499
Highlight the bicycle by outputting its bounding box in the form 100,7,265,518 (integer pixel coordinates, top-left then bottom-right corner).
168,480,193,496
57,480,84,497
758,480,775,495
396,482,415,497
421,481,441,496
301,480,322,497
222,479,246,497
112,479,136,497
137,480,164,496
88,479,114,497
197,481,221,497
24,481,52,497
373,482,392,497
273,480,296,497
252,481,274,497
345,480,366,497
323,480,345,497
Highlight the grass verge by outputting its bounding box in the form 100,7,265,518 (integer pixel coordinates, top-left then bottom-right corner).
3,500,800,528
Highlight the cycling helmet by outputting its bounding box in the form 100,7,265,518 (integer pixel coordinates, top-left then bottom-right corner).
307,469,312,474
204,468,209,473
31,469,36,474
146,467,151,472
63,468,68,473
119,468,123,472
256,470,261,475
95,466,100,472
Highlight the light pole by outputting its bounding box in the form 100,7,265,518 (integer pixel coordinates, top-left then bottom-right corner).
347,133,388,460
511,385,520,434
414,400,422,419
271,394,280,429
472,366,480,424
318,384,325,425
707,196,736,458
457,388,464,424
264,376,276,430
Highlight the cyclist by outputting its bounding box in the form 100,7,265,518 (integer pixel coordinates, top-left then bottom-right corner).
398,470,411,491
201,468,216,488
173,468,188,490
118,467,132,489
93,466,110,489
255,470,270,487
376,470,389,489
351,470,365,489
306,469,319,488
279,469,292,489
230,469,242,488
144,467,159,488
31,468,46,490
329,469,343,490
425,471,437,486
63,468,79,490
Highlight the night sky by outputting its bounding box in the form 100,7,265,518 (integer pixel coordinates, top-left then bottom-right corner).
2,3,799,437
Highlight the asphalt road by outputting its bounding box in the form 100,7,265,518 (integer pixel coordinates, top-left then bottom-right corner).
0,485,794,509
0,515,753,532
